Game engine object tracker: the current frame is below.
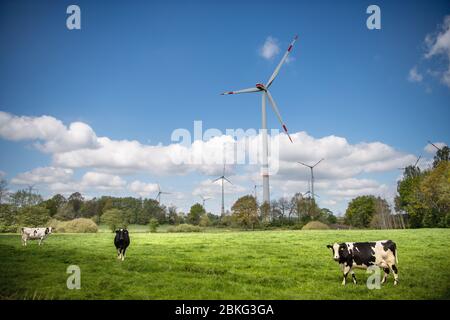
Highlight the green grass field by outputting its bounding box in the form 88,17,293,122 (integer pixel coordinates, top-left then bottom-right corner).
1,229,449,300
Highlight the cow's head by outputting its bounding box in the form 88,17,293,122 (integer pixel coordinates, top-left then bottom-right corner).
115,229,128,240
45,227,53,234
327,243,349,262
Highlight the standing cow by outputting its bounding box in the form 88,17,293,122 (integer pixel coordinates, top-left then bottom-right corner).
327,240,399,285
21,227,53,246
114,229,130,261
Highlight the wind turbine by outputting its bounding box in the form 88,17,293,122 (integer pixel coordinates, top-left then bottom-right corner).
428,140,444,151
155,184,170,204
213,165,232,215
398,155,421,170
199,195,212,208
298,158,324,203
221,35,298,206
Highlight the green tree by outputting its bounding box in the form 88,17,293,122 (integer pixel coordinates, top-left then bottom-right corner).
0,179,8,204
101,208,125,232
433,145,449,168
18,205,51,227
232,195,258,229
43,194,66,217
199,214,211,227
345,195,376,228
187,203,206,225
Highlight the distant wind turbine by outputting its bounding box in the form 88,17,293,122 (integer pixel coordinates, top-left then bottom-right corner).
213,165,232,215
298,158,324,203
199,195,212,208
221,35,298,206
398,155,421,170
155,184,170,204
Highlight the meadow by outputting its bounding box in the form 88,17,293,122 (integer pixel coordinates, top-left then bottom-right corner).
0,228,449,300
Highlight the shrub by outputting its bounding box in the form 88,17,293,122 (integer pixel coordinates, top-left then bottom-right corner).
149,218,159,233
101,209,125,232
167,223,201,233
302,221,330,230
18,205,51,227
47,218,98,233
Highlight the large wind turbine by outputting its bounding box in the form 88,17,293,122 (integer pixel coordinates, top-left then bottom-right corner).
155,184,170,204
298,158,324,203
398,155,421,170
213,165,232,215
222,35,298,206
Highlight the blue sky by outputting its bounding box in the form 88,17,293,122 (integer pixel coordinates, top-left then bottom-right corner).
0,0,449,214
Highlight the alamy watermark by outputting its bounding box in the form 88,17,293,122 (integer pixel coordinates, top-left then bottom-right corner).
66,265,81,290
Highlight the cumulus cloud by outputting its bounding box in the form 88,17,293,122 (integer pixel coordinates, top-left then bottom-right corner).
192,178,246,197
11,167,73,185
424,15,450,88
408,66,423,82
80,172,126,190
259,36,280,60
128,180,159,197
0,111,99,153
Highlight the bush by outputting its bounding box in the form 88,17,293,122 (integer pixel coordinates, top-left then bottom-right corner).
167,223,201,233
18,205,51,227
47,218,98,233
149,218,159,233
302,221,330,230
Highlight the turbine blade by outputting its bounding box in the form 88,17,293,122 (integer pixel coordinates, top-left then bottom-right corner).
313,158,324,168
298,161,311,168
223,177,233,185
212,177,222,183
266,34,298,88
266,90,293,143
414,155,421,167
221,87,260,95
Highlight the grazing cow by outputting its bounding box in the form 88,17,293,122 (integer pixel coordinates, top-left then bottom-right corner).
114,229,130,261
21,227,53,246
327,240,399,285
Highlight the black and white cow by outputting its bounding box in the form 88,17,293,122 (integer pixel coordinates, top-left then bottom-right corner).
21,227,53,246
114,229,130,261
327,240,399,285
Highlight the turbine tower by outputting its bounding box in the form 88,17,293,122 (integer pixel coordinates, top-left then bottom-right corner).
298,158,324,203
155,184,170,204
222,35,298,206
213,165,232,215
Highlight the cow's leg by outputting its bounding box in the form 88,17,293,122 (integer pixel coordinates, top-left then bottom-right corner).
342,265,351,285
382,268,390,284
122,248,127,261
390,264,399,285
117,248,121,259
351,270,357,284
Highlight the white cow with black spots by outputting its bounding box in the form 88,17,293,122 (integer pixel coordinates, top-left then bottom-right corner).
21,227,53,246
327,240,399,285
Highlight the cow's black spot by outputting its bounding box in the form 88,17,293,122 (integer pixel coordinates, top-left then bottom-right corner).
384,268,390,274
351,242,376,266
392,264,398,274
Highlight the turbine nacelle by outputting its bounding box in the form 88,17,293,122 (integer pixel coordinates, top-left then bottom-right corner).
255,83,266,90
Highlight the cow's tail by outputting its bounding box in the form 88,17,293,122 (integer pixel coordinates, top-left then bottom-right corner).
393,242,398,264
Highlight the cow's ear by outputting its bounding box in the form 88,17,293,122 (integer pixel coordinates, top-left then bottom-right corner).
326,245,333,249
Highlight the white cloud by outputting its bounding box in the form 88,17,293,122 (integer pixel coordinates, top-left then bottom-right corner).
80,172,126,190
408,66,423,82
0,111,99,153
424,15,450,88
128,180,158,197
259,36,280,60
11,167,73,185
424,141,446,154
